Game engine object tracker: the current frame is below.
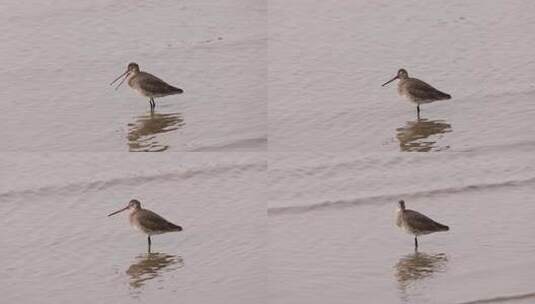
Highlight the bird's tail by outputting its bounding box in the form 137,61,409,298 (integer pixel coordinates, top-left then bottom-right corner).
438,223,449,231
171,87,183,94
169,223,183,232
441,92,451,100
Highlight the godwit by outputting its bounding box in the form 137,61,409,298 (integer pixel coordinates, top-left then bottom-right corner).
111,62,183,111
395,200,449,250
108,199,183,252
382,69,451,118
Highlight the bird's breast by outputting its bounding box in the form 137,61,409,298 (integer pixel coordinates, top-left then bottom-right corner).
129,211,147,234
397,82,408,97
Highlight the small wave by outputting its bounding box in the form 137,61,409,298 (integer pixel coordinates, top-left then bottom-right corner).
457,140,535,153
268,176,535,216
458,291,535,304
190,137,267,152
0,162,265,201
473,87,535,100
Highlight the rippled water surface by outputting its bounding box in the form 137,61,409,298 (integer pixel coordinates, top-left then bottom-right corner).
268,3,535,299
269,150,535,304
269,0,535,152
0,154,266,303
0,0,266,151
3,0,535,303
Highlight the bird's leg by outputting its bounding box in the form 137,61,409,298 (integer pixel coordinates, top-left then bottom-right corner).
148,235,152,253
417,105,421,119
414,236,418,251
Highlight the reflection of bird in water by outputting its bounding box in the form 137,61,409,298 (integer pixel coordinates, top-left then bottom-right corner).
127,253,184,289
382,68,451,118
394,251,448,290
396,118,451,152
128,111,185,152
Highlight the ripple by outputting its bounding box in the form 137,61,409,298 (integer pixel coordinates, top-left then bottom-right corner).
191,137,267,152
458,291,535,304
268,176,535,216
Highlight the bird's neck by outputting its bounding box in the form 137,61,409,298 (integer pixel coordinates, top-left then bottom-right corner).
128,70,139,78
126,71,138,86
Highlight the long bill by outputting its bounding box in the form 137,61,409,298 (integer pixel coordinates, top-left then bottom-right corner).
381,75,398,87
110,70,130,90
107,206,129,216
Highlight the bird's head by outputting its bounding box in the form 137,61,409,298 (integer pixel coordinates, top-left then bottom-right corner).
382,68,409,86
107,199,142,216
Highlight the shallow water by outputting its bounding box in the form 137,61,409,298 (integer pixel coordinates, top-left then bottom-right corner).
127,111,185,152
267,2,535,298
268,150,535,304
269,0,535,152
3,0,535,303
0,0,266,151
0,153,266,303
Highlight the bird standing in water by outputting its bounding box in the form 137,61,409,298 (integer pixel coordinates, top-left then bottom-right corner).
111,62,184,111
396,200,449,250
108,199,183,253
382,69,451,118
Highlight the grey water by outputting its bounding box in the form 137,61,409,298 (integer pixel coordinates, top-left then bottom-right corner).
0,153,266,303
2,0,535,303
0,0,266,152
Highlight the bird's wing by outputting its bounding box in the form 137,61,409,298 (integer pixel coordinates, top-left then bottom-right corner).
404,210,448,231
138,72,183,95
406,78,450,100
138,209,182,231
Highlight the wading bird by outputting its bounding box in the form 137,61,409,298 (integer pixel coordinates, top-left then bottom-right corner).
382,69,451,118
396,200,449,250
111,63,183,111
108,199,183,252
